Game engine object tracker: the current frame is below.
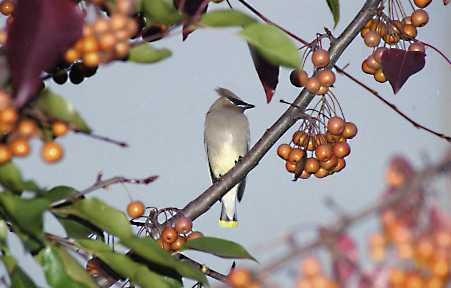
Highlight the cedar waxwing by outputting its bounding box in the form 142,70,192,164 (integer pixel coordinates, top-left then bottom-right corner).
204,87,254,228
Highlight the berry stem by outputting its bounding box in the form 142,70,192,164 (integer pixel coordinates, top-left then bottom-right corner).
334,64,451,142
419,40,451,65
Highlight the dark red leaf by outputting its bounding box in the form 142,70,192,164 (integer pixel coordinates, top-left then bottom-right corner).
381,48,426,94
444,0,449,5
332,235,358,285
6,0,83,108
176,0,208,41
248,45,279,103
429,205,451,232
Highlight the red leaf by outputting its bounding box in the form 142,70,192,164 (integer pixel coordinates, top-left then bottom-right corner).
444,0,449,5
248,45,279,103
429,205,451,232
176,0,208,41
381,48,426,94
332,235,358,285
6,0,83,108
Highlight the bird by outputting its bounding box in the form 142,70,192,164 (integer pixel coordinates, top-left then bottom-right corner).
204,87,254,228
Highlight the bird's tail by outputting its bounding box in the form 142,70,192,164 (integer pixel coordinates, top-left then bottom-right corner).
218,188,238,228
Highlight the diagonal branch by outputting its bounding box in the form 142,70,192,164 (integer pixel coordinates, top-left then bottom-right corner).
171,0,382,223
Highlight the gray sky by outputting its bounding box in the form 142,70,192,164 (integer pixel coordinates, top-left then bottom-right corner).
5,0,450,286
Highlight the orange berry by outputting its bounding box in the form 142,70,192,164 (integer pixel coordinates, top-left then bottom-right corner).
0,144,11,164
373,47,387,63
161,226,178,244
363,31,380,47
414,0,432,8
290,69,309,87
0,30,7,46
81,36,99,53
170,236,186,251
187,231,203,240
320,156,338,171
227,268,252,287
288,148,305,163
332,158,346,173
99,32,117,50
317,69,335,87
402,24,417,39
298,170,311,179
285,161,297,173
365,55,381,71
0,0,14,16
327,116,345,136
277,144,292,160
311,49,330,68
369,246,385,262
315,144,333,162
17,119,37,138
304,158,320,174
64,48,79,63
405,273,423,288
94,18,111,34
408,42,425,53
305,77,321,94
174,215,193,234
302,257,321,277
388,268,405,286
157,238,171,251
117,0,136,15
111,14,127,31
126,18,139,36
127,200,145,218
361,59,376,75
0,106,17,125
431,257,449,278
41,141,64,163
317,85,328,95
374,68,386,83
415,238,434,261
9,138,30,157
52,121,69,137
83,52,101,67
314,167,329,178
411,9,429,27
114,41,129,58
342,122,358,139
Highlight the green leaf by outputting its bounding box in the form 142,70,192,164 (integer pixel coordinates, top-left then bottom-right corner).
44,186,103,239
128,44,172,64
53,198,133,239
55,247,98,288
141,0,183,25
240,23,300,68
1,254,38,288
0,237,38,288
0,192,49,241
182,237,257,261
0,162,41,194
326,0,340,27
34,89,91,133
41,186,78,203
37,246,96,288
122,237,207,285
77,240,182,288
200,9,256,27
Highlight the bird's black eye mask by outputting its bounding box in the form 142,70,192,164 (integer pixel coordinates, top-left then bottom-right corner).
226,97,255,110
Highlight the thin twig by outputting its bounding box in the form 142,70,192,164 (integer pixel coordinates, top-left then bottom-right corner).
334,65,451,142
176,254,228,283
51,175,159,208
73,129,129,148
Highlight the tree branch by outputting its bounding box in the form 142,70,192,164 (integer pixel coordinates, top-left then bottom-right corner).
172,0,382,223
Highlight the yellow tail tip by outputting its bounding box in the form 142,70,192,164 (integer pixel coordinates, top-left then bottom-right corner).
219,220,238,228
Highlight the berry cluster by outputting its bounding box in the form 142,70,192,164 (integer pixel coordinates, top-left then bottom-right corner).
227,268,261,288
0,90,66,165
64,0,138,68
50,62,98,86
366,156,451,288
277,115,357,180
290,48,336,96
296,257,338,288
360,0,430,83
158,216,203,253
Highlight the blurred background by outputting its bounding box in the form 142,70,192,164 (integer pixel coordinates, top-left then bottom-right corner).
6,0,450,286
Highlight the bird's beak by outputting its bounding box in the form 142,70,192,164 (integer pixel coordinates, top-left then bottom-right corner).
227,97,255,110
